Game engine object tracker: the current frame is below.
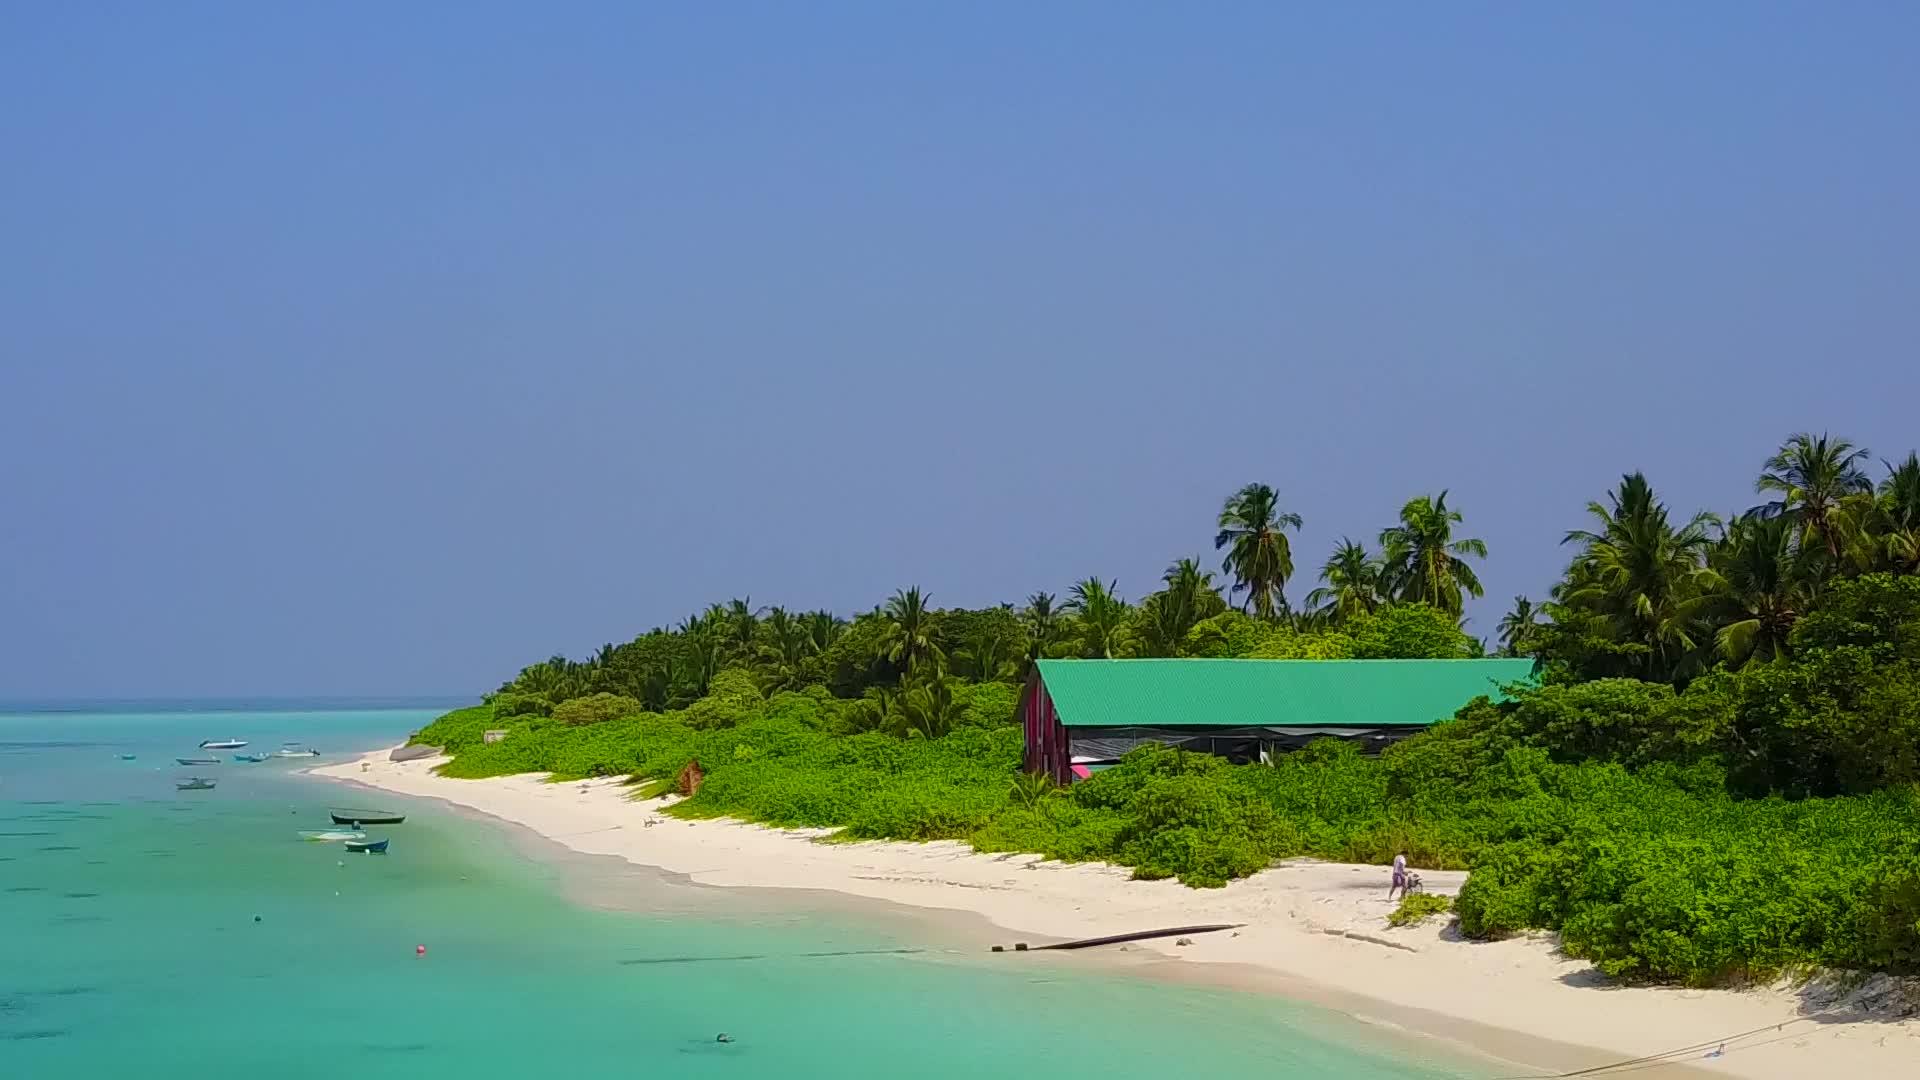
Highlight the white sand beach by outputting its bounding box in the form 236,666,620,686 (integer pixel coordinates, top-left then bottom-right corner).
316,749,1919,1079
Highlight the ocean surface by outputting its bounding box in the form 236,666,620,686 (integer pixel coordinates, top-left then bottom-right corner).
0,704,1489,1078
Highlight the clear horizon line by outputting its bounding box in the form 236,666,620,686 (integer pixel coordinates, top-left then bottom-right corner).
0,693,474,713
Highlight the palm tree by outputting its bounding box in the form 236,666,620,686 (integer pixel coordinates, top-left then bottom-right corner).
1379,492,1488,616
638,665,673,712
681,632,723,698
508,658,567,700
1495,596,1542,657
1138,558,1226,656
955,622,1019,683
1008,770,1064,810
1561,473,1717,681
803,610,846,655
889,674,965,739
881,586,943,676
1876,452,1920,573
763,607,811,669
1700,514,1810,666
1754,432,1872,562
1215,483,1304,619
1020,591,1066,669
1066,577,1133,659
1305,538,1384,622
843,684,897,734
723,598,763,659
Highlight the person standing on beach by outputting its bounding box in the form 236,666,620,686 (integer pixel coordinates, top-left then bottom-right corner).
1387,851,1409,901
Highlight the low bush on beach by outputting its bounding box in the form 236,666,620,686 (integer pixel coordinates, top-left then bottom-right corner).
1388,892,1453,928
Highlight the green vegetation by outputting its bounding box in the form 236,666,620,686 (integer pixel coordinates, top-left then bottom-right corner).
1388,892,1453,928
416,432,1920,985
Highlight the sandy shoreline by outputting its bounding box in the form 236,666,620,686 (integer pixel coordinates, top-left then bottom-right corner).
315,749,1919,1079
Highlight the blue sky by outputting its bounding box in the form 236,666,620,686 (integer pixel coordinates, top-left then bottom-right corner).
3,3,1916,697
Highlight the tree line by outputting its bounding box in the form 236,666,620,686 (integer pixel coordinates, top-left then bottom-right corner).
493,431,1918,741
1510,434,1920,683
491,483,1504,733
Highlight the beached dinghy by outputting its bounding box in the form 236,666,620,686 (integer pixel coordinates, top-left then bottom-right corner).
298,830,366,842
344,838,389,854
329,808,405,826
199,739,248,750
176,757,221,766
176,778,217,791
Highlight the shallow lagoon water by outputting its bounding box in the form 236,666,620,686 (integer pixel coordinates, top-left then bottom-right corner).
0,706,1487,1078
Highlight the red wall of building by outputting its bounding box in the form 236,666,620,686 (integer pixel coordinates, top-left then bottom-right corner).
1021,677,1070,784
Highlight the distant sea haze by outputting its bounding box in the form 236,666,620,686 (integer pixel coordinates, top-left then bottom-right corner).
0,696,471,715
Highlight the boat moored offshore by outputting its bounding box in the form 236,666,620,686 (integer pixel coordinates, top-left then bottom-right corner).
329,808,406,826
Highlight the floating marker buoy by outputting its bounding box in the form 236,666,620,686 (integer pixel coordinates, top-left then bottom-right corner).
254,915,262,923
416,944,427,957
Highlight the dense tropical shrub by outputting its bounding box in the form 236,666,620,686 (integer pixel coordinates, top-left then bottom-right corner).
412,704,497,751
489,692,550,719
1344,604,1477,659
551,693,641,726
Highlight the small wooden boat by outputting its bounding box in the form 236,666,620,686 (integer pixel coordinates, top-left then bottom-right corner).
344,838,389,854
232,753,269,763
298,829,366,842
176,778,217,791
175,756,221,766
330,808,405,826
199,739,248,750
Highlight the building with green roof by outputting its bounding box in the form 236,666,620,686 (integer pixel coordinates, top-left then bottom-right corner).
1021,658,1534,782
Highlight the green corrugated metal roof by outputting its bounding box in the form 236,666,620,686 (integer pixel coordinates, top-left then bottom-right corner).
1034,658,1534,729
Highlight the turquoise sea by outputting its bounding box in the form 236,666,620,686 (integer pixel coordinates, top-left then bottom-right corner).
0,705,1489,1079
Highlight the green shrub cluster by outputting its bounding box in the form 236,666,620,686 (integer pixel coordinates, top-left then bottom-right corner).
1388,892,1453,927
1183,605,1474,662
